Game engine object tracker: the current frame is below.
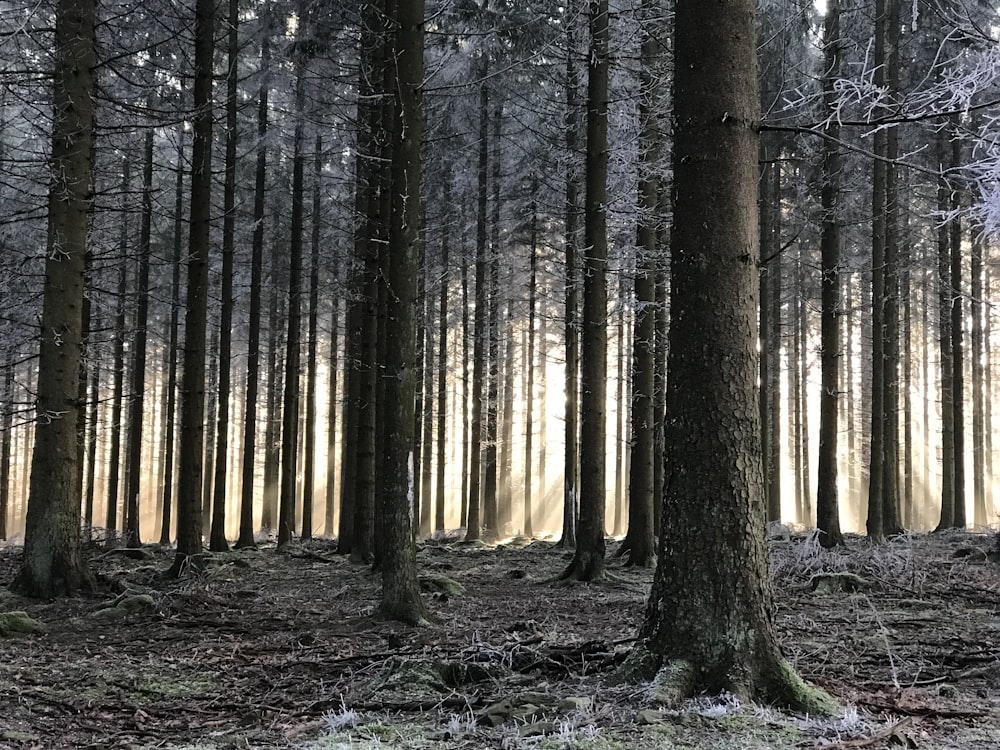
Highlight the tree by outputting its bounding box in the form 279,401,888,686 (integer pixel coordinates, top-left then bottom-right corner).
209,0,241,553
618,0,661,568
619,0,836,711
815,0,845,548
377,0,428,625
170,0,216,576
12,0,97,597
562,0,609,581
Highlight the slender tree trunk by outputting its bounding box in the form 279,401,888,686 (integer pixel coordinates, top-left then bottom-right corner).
460,238,471,528
435,182,450,533
302,133,323,541
562,4,580,549
483,102,503,541
236,28,270,550
816,0,844,547
209,0,240,552
160,116,185,546
201,330,218,537
0,360,12,540
466,59,489,543
936,128,956,531
972,231,986,527
950,125,966,529
106,212,128,541
882,0,902,536
420,262,436,537
563,0,610,581
278,35,308,549
124,129,155,547
524,180,538,538
325,271,340,538
621,3,659,564
500,295,515,535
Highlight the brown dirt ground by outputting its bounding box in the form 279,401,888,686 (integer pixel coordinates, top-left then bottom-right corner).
0,529,998,749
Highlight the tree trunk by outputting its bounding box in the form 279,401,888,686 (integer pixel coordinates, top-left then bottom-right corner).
950,124,966,529
106,212,128,541
236,27,270,550
466,59,489,543
623,0,835,711
278,34,308,549
169,0,215,575
209,0,240,552
125,129,155,547
524,180,538,538
621,1,659,566
816,0,844,548
0,360,12,540
302,133,323,541
14,0,97,596
972,231,986,527
377,0,429,625
435,181,451,534
936,128,955,531
160,115,185,547
561,4,580,549
483,102,502,541
881,0,902,536
563,0,609,581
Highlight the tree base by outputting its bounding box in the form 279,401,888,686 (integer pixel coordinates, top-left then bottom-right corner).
615,641,839,715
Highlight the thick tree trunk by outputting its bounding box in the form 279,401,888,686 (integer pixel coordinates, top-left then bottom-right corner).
12,0,97,597
563,0,609,581
169,0,215,575
972,232,986,527
624,0,835,711
377,0,429,625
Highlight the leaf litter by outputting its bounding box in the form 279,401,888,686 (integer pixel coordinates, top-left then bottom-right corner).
0,529,997,749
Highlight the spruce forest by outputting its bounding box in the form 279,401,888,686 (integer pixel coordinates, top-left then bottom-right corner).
1,0,1000,748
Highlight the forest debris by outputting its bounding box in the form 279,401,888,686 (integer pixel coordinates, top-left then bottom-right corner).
810,572,872,593
812,716,917,749
0,610,46,637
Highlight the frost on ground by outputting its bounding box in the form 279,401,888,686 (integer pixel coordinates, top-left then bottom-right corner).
0,530,997,749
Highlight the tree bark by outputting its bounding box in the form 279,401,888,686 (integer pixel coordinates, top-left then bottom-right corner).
816,0,844,548
623,0,835,711
377,0,429,625
12,0,97,596
562,0,609,581
169,0,215,576
210,0,240,552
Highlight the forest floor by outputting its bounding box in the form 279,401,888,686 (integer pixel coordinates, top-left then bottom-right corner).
0,528,999,749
